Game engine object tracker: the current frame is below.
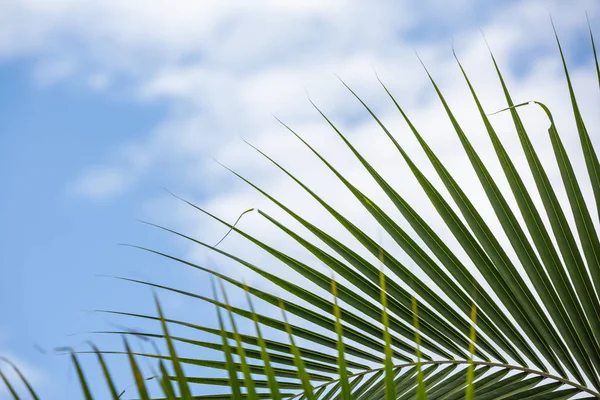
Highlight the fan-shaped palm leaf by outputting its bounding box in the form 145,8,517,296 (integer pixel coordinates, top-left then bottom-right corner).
83,23,600,400
5,22,599,400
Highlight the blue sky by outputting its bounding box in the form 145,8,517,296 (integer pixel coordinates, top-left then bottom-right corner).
1,1,600,398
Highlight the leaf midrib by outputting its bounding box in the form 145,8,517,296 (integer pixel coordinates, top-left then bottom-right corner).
291,359,600,399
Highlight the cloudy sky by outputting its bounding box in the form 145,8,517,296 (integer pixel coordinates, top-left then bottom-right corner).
1,0,600,398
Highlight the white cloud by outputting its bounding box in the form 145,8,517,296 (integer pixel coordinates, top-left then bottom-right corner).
29,0,597,309
88,73,109,91
69,166,131,200
32,58,76,86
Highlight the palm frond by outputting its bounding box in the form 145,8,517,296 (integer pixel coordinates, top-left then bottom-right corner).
100,22,600,399
18,19,600,400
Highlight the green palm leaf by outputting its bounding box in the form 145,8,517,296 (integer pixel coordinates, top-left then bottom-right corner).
27,18,600,400
0,358,39,400
0,368,20,400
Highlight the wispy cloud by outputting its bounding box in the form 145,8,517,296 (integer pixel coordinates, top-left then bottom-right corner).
69,166,132,200
30,0,599,296
26,1,591,203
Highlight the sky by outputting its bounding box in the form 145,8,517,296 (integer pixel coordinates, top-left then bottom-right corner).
1,0,600,398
